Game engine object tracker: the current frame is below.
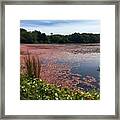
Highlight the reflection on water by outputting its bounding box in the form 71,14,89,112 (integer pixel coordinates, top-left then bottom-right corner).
55,52,100,80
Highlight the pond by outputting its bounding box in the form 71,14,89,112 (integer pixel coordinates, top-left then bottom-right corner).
56,52,100,80
21,44,100,90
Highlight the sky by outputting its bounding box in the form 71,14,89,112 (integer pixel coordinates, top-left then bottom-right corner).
20,20,100,35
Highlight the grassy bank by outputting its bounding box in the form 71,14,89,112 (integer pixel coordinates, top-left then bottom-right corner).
20,74,100,100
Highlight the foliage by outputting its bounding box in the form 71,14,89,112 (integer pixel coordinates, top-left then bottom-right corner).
20,75,100,100
20,28,100,44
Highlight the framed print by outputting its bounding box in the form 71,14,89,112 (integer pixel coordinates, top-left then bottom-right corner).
0,0,119,119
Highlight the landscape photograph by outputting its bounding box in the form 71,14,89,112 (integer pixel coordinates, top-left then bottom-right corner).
20,20,100,100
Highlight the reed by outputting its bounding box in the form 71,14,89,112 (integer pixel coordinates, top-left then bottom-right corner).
23,51,41,79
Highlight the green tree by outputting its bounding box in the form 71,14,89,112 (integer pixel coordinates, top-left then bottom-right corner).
20,28,33,43
20,28,100,44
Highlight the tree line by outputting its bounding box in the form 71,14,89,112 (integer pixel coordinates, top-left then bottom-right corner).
20,28,100,44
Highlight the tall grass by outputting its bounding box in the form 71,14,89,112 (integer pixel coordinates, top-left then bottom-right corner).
23,51,41,79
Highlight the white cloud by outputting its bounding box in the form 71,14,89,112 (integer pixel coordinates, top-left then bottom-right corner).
20,20,100,35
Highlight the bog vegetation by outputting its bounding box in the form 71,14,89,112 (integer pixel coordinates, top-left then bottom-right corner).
20,75,100,100
20,54,100,100
20,28,100,44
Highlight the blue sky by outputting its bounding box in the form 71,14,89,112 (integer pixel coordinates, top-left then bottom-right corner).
20,20,100,35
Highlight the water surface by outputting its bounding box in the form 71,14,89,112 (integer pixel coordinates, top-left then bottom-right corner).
21,44,100,81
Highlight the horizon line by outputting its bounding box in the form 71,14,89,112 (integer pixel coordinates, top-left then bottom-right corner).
20,27,100,35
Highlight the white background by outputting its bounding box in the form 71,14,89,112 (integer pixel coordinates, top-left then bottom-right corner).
5,5,115,115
